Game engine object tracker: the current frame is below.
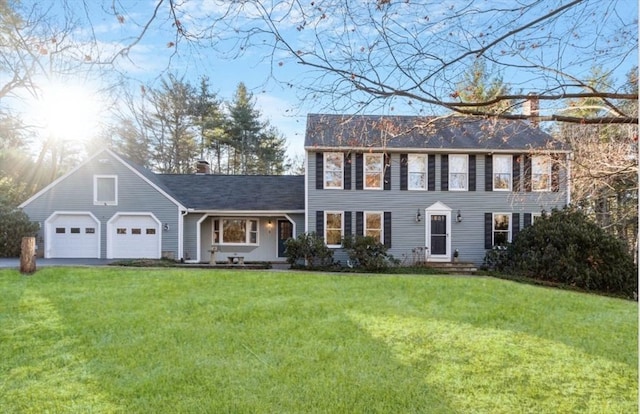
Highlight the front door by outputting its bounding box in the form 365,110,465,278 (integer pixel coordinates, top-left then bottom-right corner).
277,220,293,257
425,202,452,262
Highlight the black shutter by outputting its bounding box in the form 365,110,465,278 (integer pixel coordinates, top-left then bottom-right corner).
484,213,493,249
524,213,532,227
384,212,392,248
512,155,521,192
400,154,408,190
316,210,324,238
428,155,436,191
469,155,476,191
344,211,352,237
512,213,520,241
344,153,352,190
355,153,363,190
384,154,391,190
524,155,532,192
441,154,449,191
315,153,323,189
356,212,364,236
485,155,493,191
551,157,560,192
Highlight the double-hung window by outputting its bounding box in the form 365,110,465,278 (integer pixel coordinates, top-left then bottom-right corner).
325,212,343,247
94,175,117,205
408,154,427,190
449,154,468,191
493,155,512,191
364,153,383,189
324,152,343,189
531,156,551,191
213,218,259,245
493,213,511,246
364,212,383,242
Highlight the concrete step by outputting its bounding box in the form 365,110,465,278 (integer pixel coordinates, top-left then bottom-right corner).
417,261,478,274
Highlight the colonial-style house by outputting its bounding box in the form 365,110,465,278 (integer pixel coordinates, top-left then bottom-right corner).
304,114,569,266
19,114,569,266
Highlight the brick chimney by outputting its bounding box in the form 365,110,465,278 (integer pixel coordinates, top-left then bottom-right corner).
196,160,211,175
523,94,540,128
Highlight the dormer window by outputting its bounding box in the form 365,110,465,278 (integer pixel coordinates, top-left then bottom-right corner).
94,175,117,206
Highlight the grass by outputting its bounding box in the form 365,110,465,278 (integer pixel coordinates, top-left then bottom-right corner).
0,267,636,413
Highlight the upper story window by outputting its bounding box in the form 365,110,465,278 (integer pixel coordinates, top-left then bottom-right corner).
408,154,428,190
324,152,343,189
449,154,468,191
94,175,117,205
531,156,551,191
364,212,383,242
325,212,343,247
213,218,258,245
493,213,511,246
364,153,383,189
493,155,512,191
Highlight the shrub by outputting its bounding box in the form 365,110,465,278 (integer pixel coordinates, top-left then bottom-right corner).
342,235,397,272
0,199,39,257
484,207,638,298
284,232,334,268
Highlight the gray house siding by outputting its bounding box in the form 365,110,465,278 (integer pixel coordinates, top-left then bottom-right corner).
307,151,568,265
20,151,181,259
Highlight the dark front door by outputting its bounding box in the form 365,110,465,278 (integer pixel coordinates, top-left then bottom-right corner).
277,220,293,257
430,215,447,255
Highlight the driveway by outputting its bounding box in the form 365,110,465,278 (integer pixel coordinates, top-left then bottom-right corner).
0,258,117,269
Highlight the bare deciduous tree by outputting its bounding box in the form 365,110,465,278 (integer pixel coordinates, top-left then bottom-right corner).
101,0,637,124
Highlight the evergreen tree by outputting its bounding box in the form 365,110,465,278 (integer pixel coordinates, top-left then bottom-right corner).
227,83,265,174
145,74,199,173
192,77,227,172
456,59,512,115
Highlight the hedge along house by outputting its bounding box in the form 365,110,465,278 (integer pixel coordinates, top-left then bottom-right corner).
19,149,305,263
305,114,571,266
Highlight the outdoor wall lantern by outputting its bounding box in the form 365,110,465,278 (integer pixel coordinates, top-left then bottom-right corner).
456,210,463,222
415,210,422,223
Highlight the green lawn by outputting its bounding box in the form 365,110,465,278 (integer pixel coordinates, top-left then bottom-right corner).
0,267,636,413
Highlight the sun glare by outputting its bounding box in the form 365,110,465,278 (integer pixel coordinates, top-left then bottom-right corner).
34,82,103,142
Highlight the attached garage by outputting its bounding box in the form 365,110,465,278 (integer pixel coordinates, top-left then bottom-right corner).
45,212,101,258
107,213,161,259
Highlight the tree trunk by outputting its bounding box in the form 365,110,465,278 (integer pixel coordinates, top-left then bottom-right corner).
20,237,36,274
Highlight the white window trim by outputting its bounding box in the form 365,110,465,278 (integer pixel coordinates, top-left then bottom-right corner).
324,211,344,247
531,212,542,223
449,154,468,191
493,155,512,191
492,212,512,246
213,218,259,246
324,152,344,189
364,211,384,242
363,153,384,190
408,154,428,191
531,155,551,192
93,175,118,206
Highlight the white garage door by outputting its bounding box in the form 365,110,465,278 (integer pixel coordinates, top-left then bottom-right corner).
108,214,161,259
46,213,100,258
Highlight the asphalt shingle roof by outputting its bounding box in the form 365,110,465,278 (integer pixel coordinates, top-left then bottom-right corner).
157,174,305,211
305,114,564,151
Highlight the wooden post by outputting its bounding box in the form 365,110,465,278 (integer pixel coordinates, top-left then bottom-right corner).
20,237,36,274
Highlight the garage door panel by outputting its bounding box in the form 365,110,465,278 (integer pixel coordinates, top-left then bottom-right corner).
109,214,160,259
47,213,100,258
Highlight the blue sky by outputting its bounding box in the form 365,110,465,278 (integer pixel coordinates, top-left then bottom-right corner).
8,1,639,160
